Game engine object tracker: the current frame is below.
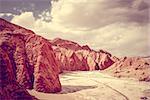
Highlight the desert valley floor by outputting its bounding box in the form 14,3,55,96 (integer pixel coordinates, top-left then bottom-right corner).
28,71,150,100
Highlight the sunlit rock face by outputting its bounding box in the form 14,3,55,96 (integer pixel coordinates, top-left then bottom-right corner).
51,38,83,51
103,57,150,81
51,38,117,71
53,47,89,71
0,48,35,100
0,18,61,93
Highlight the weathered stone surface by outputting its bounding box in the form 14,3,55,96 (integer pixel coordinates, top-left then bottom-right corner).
103,57,150,81
0,18,61,93
0,48,35,100
53,47,89,71
51,38,116,71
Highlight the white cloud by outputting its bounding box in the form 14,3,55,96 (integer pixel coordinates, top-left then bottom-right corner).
0,13,14,17
11,12,35,29
51,0,149,29
11,0,150,57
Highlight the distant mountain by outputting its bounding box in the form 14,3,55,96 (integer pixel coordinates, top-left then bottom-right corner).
50,38,117,71
49,29,150,82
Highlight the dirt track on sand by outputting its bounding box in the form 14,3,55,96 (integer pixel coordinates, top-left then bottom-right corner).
28,71,150,100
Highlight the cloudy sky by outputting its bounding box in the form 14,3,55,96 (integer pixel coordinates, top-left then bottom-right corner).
0,0,150,57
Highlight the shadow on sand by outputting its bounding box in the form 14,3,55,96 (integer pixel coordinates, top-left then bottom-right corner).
58,85,97,94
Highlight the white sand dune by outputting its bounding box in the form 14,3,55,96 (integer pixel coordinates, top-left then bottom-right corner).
28,71,150,100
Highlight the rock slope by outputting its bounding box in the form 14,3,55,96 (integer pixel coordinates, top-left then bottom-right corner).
103,57,150,81
50,38,118,71
0,18,61,93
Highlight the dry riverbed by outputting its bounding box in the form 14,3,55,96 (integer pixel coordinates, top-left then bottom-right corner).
28,71,150,100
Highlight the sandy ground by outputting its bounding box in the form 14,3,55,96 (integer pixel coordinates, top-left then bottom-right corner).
28,71,150,100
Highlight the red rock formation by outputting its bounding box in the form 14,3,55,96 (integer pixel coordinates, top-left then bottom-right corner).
53,47,89,71
51,38,117,71
0,18,61,93
82,45,91,51
0,48,35,100
103,57,150,81
51,38,83,51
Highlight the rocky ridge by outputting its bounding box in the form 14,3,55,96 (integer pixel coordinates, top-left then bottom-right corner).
50,38,118,71
0,18,61,94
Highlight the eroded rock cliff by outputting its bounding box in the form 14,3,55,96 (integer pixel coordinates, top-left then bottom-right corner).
0,18,61,93
50,38,117,71
0,48,35,100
